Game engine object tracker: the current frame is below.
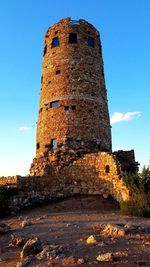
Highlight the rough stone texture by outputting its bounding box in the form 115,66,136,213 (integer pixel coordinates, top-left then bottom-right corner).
86,235,97,245
113,149,139,173
21,220,32,228
96,252,113,262
20,237,42,258
0,176,18,187
93,223,150,238
29,152,129,202
0,152,130,212
35,17,112,159
10,234,30,247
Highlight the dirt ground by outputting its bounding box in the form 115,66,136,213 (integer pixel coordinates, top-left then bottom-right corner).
0,195,150,267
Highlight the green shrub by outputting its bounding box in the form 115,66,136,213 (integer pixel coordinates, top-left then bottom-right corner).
120,167,150,217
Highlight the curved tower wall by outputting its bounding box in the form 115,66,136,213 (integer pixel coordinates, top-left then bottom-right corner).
36,18,111,158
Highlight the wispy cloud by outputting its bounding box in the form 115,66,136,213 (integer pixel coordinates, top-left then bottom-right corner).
19,126,32,131
110,112,141,125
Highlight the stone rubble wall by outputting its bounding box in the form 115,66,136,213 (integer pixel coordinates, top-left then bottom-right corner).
0,176,19,187
0,152,130,212
113,150,139,173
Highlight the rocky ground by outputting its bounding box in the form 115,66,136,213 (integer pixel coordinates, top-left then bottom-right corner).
0,195,150,267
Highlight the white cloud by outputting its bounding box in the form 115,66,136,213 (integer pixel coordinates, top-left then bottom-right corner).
19,126,32,131
110,112,141,125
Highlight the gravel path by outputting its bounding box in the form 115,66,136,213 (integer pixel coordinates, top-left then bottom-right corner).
0,195,150,266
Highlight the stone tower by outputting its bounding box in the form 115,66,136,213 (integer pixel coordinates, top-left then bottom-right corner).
35,18,111,159
0,18,136,206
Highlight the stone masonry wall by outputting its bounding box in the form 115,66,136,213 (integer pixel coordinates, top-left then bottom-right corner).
30,152,129,202
36,18,111,158
113,150,139,173
0,176,19,187
0,152,130,212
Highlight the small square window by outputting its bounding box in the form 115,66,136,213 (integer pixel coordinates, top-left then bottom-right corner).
69,33,77,43
87,37,95,48
36,143,40,149
105,165,110,173
56,69,61,75
64,106,69,111
76,139,81,145
72,105,76,111
50,101,59,108
67,137,73,146
51,139,57,149
52,37,59,48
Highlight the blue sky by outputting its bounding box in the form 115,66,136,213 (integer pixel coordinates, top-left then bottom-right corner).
0,0,150,176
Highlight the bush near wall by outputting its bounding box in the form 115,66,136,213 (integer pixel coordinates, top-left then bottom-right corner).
120,166,150,217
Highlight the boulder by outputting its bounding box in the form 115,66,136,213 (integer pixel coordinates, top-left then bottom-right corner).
77,258,85,264
21,220,32,228
20,237,42,259
10,234,29,247
96,252,113,262
95,224,126,237
86,235,97,245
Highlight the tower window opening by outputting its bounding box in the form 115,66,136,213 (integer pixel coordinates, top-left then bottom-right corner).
50,101,59,108
87,37,95,48
105,165,110,173
40,107,43,113
56,69,61,75
43,45,47,56
64,106,69,111
71,105,76,111
51,139,58,149
69,33,77,43
52,37,59,48
76,138,81,145
70,20,80,26
67,137,73,146
36,143,40,149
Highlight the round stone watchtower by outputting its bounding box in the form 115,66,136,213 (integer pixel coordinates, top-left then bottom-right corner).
36,18,112,158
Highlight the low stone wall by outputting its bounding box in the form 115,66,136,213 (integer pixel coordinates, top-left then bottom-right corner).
113,150,139,173
0,152,130,213
0,176,19,187
57,152,129,202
